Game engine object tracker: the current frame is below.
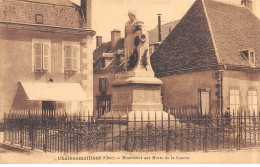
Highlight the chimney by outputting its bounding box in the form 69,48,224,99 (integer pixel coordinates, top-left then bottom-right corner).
81,0,92,29
96,36,102,48
241,0,253,11
111,29,121,48
158,14,162,42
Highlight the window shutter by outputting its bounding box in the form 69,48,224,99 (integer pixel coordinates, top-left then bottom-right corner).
43,43,50,71
248,90,257,114
200,91,209,115
65,45,72,70
104,78,107,91
99,78,102,92
72,46,78,71
34,43,42,70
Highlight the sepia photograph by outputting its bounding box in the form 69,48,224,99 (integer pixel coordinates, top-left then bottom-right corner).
0,0,260,164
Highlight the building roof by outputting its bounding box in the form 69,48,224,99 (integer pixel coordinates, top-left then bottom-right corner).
151,0,260,76
0,0,85,28
93,38,125,71
93,21,179,72
148,20,180,44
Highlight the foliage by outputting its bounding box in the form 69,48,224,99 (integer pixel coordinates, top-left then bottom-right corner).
141,49,148,70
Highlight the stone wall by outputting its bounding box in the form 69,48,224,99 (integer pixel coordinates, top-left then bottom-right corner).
0,28,93,118
158,70,219,110
223,70,260,111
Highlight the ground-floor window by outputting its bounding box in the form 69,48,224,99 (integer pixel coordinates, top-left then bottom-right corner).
230,90,240,113
97,94,111,118
199,90,210,115
248,90,257,114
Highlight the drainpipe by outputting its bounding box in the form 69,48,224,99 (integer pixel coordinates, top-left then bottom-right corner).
220,70,223,117
216,69,224,116
158,14,162,42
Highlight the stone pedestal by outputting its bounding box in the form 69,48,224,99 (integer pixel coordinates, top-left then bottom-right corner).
112,72,163,112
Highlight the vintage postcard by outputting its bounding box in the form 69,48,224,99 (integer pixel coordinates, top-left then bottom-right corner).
0,0,260,164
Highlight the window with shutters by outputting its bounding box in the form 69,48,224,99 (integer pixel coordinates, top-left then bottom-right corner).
99,77,107,92
32,39,51,72
230,90,240,113
248,90,257,114
199,90,210,115
62,42,80,73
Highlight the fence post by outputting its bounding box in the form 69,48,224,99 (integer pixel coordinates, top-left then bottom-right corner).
112,112,114,152
186,112,190,152
125,108,129,151
119,113,121,151
258,111,260,141
161,111,164,151
233,110,235,149
199,112,202,151
3,114,6,144
174,109,177,151
203,114,207,152
253,111,256,146
148,110,150,151
244,111,247,148
141,111,143,151
154,110,157,152
166,108,171,152
180,113,183,151
103,112,106,151
134,111,136,151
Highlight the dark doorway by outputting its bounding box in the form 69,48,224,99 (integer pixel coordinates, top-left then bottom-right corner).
42,101,56,119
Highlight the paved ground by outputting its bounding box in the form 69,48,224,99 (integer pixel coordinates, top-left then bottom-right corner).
0,143,260,164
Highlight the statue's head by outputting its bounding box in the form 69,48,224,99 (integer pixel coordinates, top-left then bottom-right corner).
128,9,136,21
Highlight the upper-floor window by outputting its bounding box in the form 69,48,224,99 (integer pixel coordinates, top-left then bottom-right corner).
99,77,107,92
35,14,43,24
62,41,80,73
240,49,255,66
32,39,51,72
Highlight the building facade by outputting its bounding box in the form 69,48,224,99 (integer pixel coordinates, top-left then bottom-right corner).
151,0,260,115
0,0,95,118
93,0,260,117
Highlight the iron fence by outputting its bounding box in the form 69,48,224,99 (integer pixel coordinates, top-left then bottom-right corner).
2,109,260,153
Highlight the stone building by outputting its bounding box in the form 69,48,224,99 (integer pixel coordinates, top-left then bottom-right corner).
0,0,95,118
151,0,260,115
93,0,260,117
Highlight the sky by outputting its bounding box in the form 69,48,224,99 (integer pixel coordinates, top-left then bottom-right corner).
70,0,260,42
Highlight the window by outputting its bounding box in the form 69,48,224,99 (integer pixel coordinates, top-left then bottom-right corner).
249,51,255,65
35,14,43,24
62,42,80,72
99,77,107,92
200,91,210,115
230,90,240,113
32,39,51,72
240,49,255,66
248,90,257,114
